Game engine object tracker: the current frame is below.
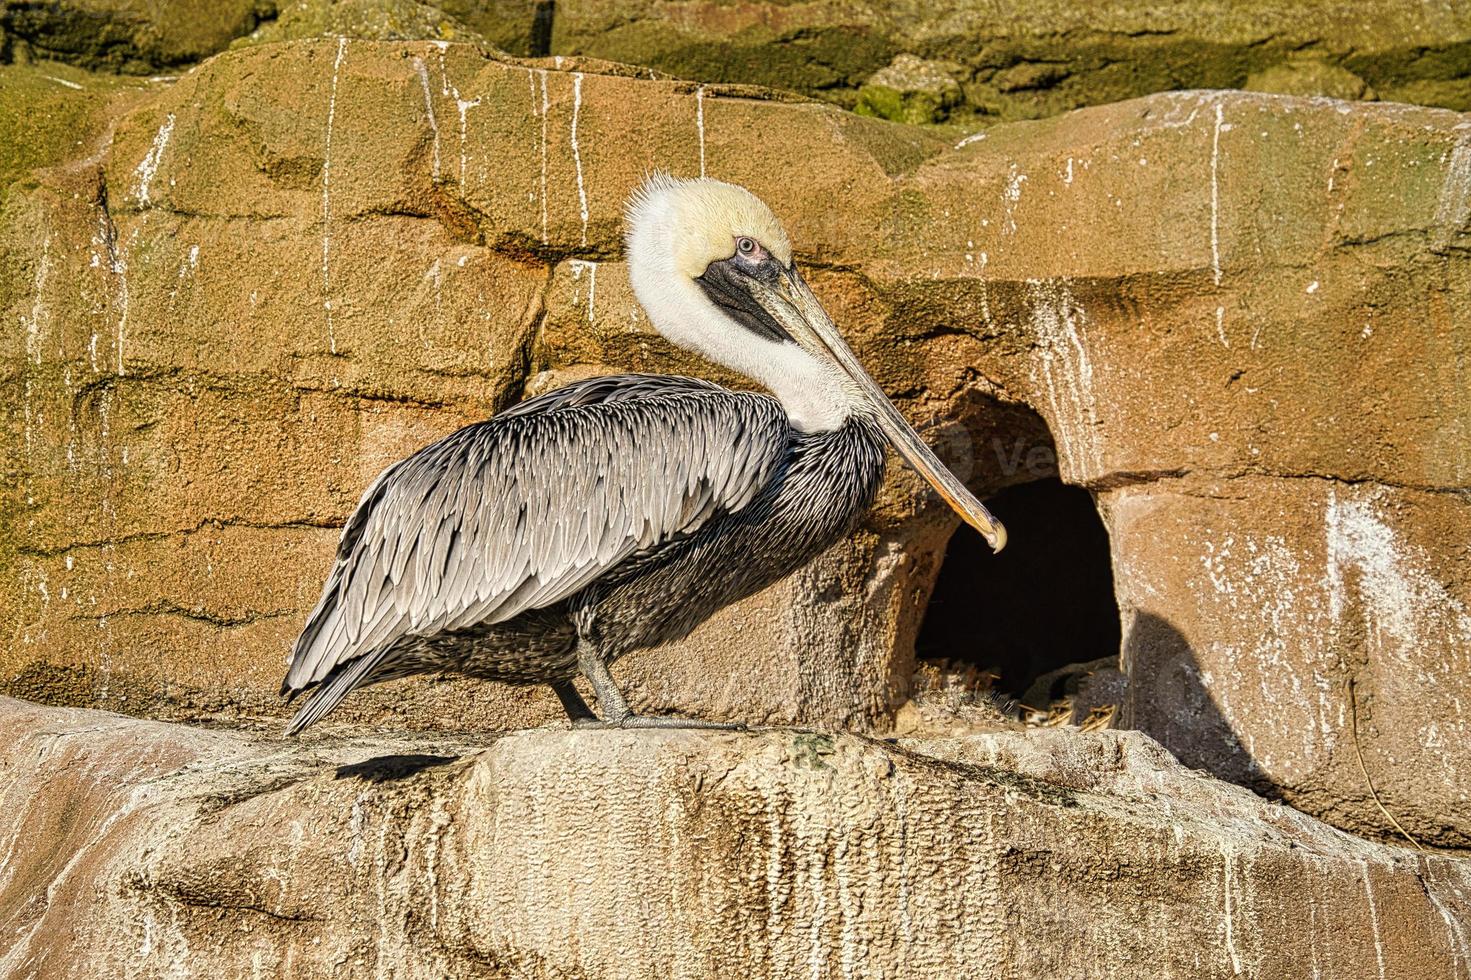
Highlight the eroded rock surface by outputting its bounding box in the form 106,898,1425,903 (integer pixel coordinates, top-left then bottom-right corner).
1,697,1468,979
547,0,1471,118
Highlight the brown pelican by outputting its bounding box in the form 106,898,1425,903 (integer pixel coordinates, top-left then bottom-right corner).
281,175,1005,733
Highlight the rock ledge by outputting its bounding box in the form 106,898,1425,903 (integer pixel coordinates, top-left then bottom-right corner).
1,696,1467,979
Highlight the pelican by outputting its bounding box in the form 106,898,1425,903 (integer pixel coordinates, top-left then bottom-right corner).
281,174,1005,733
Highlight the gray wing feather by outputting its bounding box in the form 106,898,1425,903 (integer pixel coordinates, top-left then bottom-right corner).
283,378,788,695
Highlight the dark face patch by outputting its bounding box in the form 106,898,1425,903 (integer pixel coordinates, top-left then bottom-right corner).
695,252,794,344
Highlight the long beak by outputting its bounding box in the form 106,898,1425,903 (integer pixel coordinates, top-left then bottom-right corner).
752,268,1007,553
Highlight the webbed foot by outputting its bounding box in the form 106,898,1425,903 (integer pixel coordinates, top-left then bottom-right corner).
572,714,745,731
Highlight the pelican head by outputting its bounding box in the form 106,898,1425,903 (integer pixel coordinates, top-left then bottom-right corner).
625,174,1005,552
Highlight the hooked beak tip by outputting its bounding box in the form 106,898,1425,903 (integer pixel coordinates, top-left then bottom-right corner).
982,521,1007,554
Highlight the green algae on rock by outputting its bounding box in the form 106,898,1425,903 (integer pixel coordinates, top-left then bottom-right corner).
547,0,1471,119
856,54,964,125
0,0,275,73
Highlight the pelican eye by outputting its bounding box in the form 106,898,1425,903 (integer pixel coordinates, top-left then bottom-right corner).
734,236,772,267
695,237,793,344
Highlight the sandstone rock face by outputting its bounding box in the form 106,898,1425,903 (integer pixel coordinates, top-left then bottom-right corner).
548,0,1471,118
0,39,959,736
3,36,1471,849
2,697,1468,979
0,0,274,73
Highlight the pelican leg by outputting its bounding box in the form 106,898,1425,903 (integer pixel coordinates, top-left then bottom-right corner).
551,680,596,722
575,640,632,724
574,640,744,731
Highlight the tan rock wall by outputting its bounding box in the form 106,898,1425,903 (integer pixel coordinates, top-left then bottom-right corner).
1110,479,1471,847
3,41,1470,845
1,42,963,733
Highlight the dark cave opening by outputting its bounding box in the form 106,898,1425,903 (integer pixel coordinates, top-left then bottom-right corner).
915,477,1122,704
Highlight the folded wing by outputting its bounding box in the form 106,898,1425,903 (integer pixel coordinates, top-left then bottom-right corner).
281,378,789,725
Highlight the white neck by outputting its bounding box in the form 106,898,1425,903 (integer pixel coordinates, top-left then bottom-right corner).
629,256,858,434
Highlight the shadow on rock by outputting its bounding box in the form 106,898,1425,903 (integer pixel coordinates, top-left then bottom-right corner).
1120,611,1270,793
335,753,460,783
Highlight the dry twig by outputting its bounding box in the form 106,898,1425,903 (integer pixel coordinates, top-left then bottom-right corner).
1346,675,1425,852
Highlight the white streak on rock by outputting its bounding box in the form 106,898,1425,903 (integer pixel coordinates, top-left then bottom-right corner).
137,909,155,959
571,73,589,246
976,251,991,326
346,793,367,867
321,37,348,355
570,259,597,321
114,247,129,377
1002,164,1027,235
763,800,785,935
454,92,480,187
414,57,441,180
96,210,131,376
1425,879,1471,975
24,234,51,366
1324,485,1471,790
1156,91,1208,129
432,50,480,186
0,783,156,974
696,85,707,178
806,843,828,980
133,113,175,206
1360,861,1388,980
1215,305,1228,348
168,244,200,303
1027,279,1100,480
1433,132,1471,250
1221,846,1242,975
1211,102,1224,286
43,74,83,90
424,803,451,933
539,71,550,244
1327,488,1471,658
